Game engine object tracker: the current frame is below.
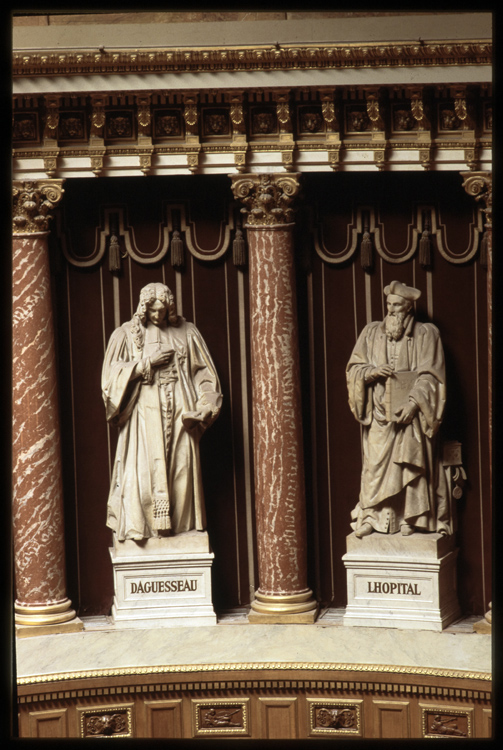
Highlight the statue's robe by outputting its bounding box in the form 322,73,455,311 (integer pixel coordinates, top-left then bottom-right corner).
346,315,450,534
102,317,222,540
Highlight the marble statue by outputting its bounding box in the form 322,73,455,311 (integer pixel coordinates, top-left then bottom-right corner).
346,280,451,538
102,282,222,540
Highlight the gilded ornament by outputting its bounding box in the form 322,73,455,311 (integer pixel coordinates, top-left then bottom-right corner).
366,93,385,130
12,179,64,233
43,96,60,139
276,101,291,128
321,99,336,127
137,96,152,130
184,99,198,128
11,41,492,76
231,173,301,226
43,155,58,178
91,96,106,136
230,100,244,127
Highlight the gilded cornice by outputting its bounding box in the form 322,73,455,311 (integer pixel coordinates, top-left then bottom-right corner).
17,661,491,686
13,40,491,78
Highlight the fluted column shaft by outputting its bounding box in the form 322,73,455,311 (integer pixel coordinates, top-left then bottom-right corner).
231,173,317,622
12,180,82,635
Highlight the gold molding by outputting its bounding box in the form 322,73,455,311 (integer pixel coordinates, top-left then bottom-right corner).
13,41,491,78
17,661,491,687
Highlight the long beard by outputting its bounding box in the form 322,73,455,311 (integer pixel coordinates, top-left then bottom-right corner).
385,311,407,341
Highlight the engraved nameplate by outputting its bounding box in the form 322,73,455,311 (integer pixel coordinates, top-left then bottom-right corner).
354,575,433,602
124,574,203,599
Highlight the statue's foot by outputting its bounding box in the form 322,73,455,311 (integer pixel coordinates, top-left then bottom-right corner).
355,523,373,538
400,523,414,536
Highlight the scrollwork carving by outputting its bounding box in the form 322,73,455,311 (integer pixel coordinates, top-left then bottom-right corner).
86,712,128,736
231,173,301,226
80,707,132,738
316,707,356,729
12,179,64,233
461,172,492,228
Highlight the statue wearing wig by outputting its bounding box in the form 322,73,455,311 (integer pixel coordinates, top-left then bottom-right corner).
102,283,222,540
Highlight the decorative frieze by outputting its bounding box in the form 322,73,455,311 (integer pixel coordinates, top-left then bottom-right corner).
12,41,491,78
12,84,492,177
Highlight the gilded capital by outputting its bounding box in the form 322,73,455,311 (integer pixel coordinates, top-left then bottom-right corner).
230,173,301,227
461,172,492,227
12,180,64,234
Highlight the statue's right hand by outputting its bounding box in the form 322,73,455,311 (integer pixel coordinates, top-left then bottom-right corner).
370,365,394,380
150,348,173,368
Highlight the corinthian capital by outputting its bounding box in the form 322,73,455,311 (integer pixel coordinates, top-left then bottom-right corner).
461,171,492,228
12,180,64,234
230,173,301,227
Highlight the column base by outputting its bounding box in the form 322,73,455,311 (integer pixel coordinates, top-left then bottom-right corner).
248,589,318,624
15,598,83,637
16,618,84,638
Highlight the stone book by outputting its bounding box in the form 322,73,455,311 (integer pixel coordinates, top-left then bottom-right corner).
385,371,418,421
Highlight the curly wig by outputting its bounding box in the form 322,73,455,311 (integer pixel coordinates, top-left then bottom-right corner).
131,282,178,353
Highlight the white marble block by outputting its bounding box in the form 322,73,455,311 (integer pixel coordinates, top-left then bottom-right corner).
109,531,217,628
342,532,460,631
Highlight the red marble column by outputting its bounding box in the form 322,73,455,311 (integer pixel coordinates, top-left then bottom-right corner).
461,171,492,630
12,180,82,635
461,172,492,482
231,173,318,622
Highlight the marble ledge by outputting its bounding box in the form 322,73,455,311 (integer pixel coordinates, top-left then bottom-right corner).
15,612,491,681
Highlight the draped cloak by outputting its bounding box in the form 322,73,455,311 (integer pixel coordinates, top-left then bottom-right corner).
346,315,450,534
102,317,222,540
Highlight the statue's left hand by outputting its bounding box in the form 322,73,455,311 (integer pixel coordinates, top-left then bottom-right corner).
182,406,213,429
395,401,419,424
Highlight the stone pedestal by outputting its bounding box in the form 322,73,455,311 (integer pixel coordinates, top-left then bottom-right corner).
342,532,460,631
109,531,217,628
